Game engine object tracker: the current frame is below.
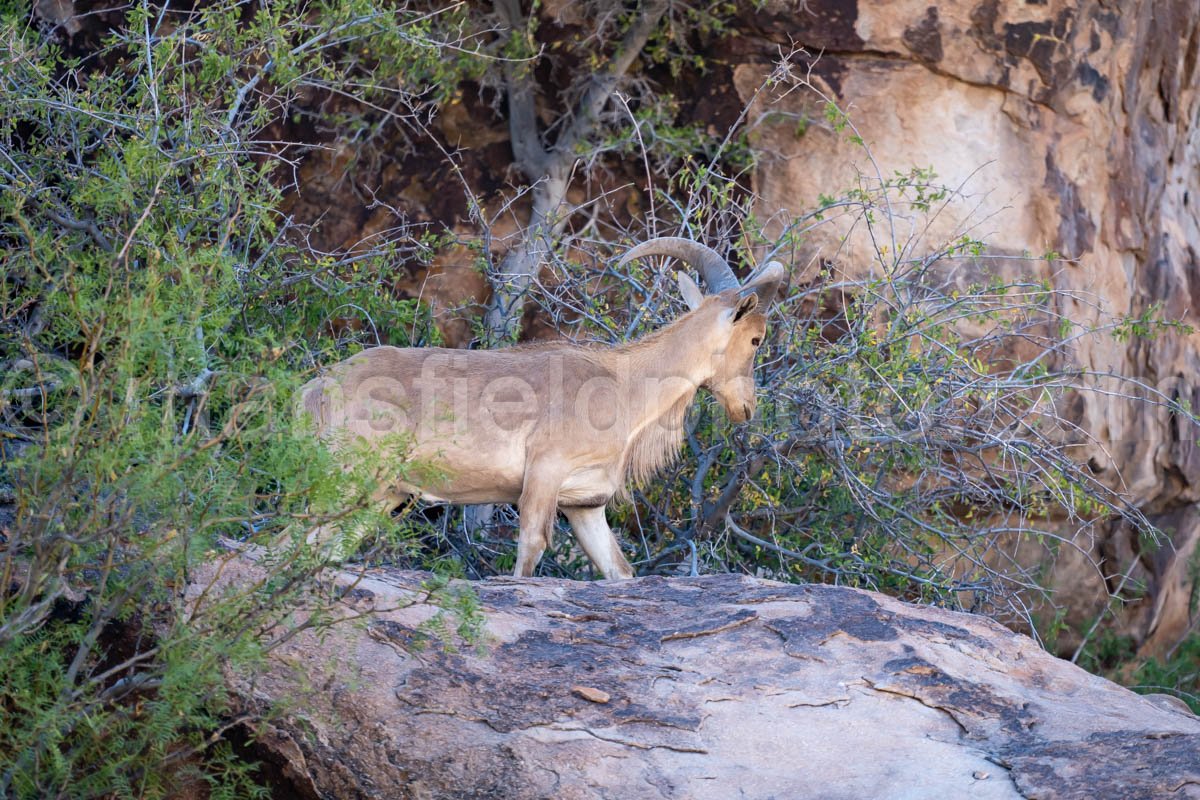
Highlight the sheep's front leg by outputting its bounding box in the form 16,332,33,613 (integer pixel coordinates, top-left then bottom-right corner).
302,488,408,560
514,468,562,577
562,506,634,579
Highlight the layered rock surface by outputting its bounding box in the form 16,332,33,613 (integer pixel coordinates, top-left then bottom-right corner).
199,557,1200,800
727,0,1200,658
267,0,1200,660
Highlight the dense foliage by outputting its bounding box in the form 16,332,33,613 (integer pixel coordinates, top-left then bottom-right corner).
0,1,481,795
1,0,1196,795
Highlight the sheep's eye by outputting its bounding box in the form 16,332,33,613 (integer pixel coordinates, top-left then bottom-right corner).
751,337,762,347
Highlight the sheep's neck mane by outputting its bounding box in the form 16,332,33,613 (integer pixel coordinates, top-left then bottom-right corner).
613,309,714,500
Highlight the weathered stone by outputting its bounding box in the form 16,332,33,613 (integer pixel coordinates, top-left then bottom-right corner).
732,0,1200,657
195,556,1200,800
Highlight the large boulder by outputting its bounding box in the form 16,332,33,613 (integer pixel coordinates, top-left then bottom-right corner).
195,556,1200,799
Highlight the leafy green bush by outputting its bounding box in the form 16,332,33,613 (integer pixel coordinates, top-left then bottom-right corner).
0,1,481,795
1130,636,1200,714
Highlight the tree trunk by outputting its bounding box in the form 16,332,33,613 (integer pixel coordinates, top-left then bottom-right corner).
482,0,670,344
482,165,570,343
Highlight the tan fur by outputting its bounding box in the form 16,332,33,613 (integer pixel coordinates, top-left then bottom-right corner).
299,248,785,579
619,391,691,501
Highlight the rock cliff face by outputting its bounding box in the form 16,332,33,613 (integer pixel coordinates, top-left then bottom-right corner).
276,2,1200,658
198,556,1200,800
721,0,1200,659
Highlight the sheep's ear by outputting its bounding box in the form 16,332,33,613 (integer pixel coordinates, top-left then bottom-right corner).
676,271,704,310
733,293,759,322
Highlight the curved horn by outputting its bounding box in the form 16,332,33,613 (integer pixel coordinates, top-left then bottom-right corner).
617,237,740,294
740,260,787,307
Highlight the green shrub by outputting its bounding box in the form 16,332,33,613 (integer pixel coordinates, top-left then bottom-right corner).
0,1,480,795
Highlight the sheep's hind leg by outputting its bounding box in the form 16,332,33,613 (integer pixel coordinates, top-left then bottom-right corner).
515,470,562,577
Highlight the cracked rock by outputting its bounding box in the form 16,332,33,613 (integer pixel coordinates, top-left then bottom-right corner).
191,557,1200,799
